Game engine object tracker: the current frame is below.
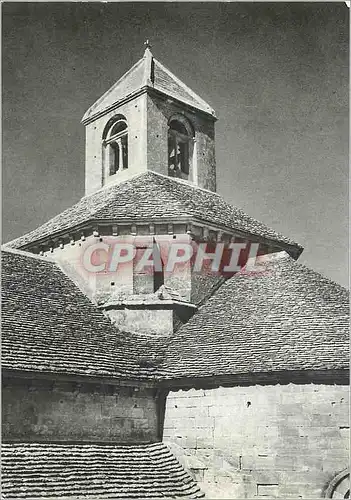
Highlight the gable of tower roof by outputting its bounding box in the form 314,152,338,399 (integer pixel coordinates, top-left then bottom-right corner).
161,252,350,382
82,57,147,123
152,58,215,116
82,49,215,123
5,171,302,255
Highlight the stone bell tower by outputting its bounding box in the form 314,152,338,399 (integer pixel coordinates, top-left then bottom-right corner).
8,44,299,337
82,44,217,195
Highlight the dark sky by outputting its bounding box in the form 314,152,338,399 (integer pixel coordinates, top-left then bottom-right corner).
2,2,349,287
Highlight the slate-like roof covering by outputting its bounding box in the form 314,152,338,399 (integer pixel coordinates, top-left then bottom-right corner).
3,248,348,383
1,249,165,380
6,171,302,253
82,48,214,123
1,442,203,499
162,252,350,380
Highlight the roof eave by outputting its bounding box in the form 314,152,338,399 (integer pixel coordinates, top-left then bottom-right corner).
148,86,217,120
81,86,149,125
153,56,216,117
6,214,303,258
158,368,350,390
2,367,159,388
82,85,217,126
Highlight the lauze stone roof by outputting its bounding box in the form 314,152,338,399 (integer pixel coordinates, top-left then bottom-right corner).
1,442,203,499
7,171,302,253
162,252,349,382
2,249,349,383
1,249,165,381
82,47,215,123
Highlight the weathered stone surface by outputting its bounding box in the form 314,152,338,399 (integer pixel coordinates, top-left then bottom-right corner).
85,93,148,195
163,384,350,498
147,94,216,191
107,307,173,336
3,378,159,443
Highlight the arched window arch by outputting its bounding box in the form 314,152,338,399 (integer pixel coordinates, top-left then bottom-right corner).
103,116,128,178
325,468,350,499
168,115,194,179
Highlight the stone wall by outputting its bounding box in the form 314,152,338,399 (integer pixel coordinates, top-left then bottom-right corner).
47,234,134,300
3,377,160,443
163,384,350,499
147,94,216,191
85,93,147,195
107,307,173,336
84,88,216,197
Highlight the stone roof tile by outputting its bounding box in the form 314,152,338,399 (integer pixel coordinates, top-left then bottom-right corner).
1,442,203,499
3,249,346,383
1,249,166,381
162,253,349,380
6,172,302,253
82,49,214,123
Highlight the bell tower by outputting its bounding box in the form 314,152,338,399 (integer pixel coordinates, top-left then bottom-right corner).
82,45,217,195
7,43,303,338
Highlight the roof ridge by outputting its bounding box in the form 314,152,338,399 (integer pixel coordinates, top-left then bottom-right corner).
153,57,215,115
1,441,164,449
143,47,154,86
243,250,290,268
81,170,223,200
82,56,146,122
237,250,349,292
281,257,350,293
144,173,301,246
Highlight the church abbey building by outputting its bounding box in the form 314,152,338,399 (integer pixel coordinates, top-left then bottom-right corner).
2,46,349,500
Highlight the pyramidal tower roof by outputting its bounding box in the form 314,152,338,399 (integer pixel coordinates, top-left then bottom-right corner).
82,47,216,123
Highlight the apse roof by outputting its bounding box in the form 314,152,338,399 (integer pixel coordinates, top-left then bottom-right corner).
82,48,215,123
1,442,203,499
6,171,302,255
161,252,349,382
2,248,348,384
1,248,166,381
